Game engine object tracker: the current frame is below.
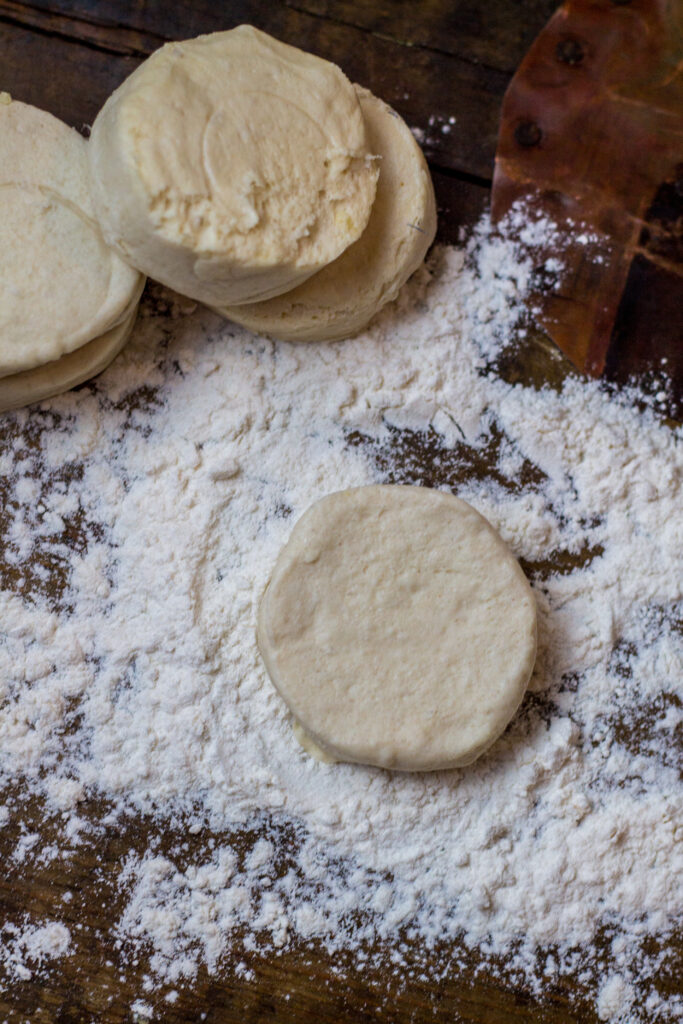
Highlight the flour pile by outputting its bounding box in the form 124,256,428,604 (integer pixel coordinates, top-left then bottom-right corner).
0,211,681,1021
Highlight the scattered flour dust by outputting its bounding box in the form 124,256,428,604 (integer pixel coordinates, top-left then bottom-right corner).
0,209,681,1021
0,920,71,983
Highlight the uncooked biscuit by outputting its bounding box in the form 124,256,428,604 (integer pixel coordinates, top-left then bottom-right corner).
257,485,537,771
216,87,436,342
88,26,379,306
0,97,142,376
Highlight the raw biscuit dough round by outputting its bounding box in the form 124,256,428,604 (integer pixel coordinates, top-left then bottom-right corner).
88,26,379,306
0,283,143,412
0,96,143,376
257,485,537,772
216,86,437,342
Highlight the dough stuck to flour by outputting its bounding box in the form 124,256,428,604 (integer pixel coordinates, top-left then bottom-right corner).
215,86,437,342
88,26,379,306
0,284,143,412
0,97,143,377
257,485,537,772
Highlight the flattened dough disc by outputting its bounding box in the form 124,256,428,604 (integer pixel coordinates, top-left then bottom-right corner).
258,486,537,771
88,26,378,306
215,86,437,342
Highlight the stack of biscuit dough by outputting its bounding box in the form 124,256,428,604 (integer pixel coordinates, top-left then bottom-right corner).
88,26,437,341
2,24,436,403
0,95,144,411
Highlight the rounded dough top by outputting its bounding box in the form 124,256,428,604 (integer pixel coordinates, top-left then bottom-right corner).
0,98,143,376
216,86,437,342
88,26,379,306
257,486,537,771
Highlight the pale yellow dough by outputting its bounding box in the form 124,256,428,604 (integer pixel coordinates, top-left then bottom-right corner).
257,486,537,772
0,98,143,376
88,26,379,306
216,87,437,342
0,284,143,412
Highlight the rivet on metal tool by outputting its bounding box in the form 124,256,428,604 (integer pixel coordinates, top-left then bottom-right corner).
556,38,585,65
514,121,542,147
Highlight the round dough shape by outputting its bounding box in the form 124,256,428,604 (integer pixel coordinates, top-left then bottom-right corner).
0,283,143,412
216,87,437,342
0,97,143,376
257,485,537,771
88,26,379,306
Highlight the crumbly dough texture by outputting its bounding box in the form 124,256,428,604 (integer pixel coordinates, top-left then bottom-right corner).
0,284,143,412
216,87,437,342
88,26,379,306
258,485,537,771
0,98,142,377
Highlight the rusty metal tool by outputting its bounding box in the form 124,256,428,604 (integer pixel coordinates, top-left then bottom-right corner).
492,0,683,413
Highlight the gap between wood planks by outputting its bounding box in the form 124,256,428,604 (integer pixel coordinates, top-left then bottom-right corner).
0,0,162,56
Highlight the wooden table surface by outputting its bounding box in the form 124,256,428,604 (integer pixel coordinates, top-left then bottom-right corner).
0,2,680,1022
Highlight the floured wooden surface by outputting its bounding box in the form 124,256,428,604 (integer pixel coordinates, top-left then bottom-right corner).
0,4,681,1023
1,218,680,1024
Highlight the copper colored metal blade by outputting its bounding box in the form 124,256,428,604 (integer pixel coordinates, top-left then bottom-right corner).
491,0,683,389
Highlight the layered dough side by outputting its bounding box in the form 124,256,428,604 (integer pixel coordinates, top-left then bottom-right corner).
216,87,437,342
0,281,144,412
88,26,379,306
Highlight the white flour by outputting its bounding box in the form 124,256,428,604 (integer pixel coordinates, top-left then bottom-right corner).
0,212,681,1021
0,920,70,983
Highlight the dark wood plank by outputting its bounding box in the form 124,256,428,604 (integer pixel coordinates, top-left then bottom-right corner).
0,19,137,128
0,0,164,55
